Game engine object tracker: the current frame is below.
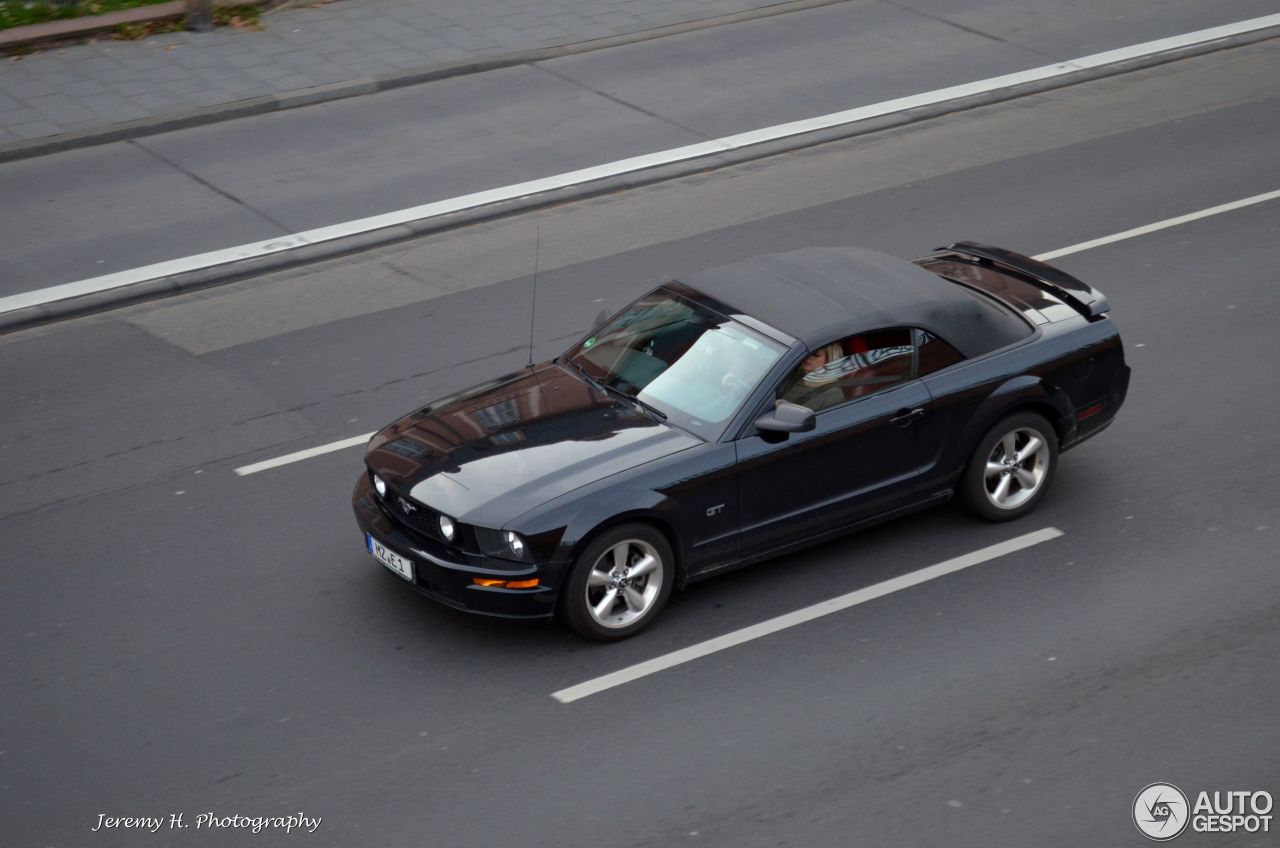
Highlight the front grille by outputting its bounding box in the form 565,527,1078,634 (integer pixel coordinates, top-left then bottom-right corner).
386,490,445,541
378,485,479,555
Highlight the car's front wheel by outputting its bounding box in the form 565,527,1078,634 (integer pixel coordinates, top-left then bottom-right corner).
960,411,1059,522
560,523,674,641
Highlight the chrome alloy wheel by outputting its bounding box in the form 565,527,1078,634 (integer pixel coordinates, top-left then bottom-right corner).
983,426,1051,510
584,539,663,629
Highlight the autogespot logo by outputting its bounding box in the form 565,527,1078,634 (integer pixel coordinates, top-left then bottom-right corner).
1134,783,1190,841
1132,783,1275,839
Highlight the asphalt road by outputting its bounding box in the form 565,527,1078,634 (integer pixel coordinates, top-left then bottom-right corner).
0,0,1274,297
3,36,1279,848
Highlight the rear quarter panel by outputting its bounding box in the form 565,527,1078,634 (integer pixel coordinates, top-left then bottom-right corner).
919,316,1126,491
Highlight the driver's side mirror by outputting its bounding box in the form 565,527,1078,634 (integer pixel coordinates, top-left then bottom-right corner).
755,400,816,434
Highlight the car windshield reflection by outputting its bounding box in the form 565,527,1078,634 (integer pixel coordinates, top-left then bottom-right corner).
565,290,785,435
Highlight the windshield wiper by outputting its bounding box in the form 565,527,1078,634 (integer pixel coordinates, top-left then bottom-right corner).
559,358,668,421
602,383,668,421
561,356,603,390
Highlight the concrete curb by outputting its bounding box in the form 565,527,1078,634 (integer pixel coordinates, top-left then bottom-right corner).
0,0,851,164
1,27,1276,336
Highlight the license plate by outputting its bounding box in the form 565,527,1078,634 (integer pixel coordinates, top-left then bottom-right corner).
367,534,413,582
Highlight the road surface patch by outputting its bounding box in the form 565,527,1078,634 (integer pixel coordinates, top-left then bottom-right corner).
551,527,1064,702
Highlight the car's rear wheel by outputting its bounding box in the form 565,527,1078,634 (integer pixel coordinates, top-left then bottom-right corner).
560,523,674,641
961,411,1058,522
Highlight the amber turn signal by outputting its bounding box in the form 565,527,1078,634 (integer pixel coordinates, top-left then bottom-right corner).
472,577,540,589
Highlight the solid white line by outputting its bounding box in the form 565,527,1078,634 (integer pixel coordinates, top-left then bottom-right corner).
3,12,1279,317
550,527,1063,703
233,432,373,476
1032,188,1280,261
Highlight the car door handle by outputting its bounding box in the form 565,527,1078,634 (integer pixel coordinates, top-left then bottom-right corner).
890,407,925,427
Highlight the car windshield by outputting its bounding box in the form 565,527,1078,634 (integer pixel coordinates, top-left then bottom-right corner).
564,290,785,436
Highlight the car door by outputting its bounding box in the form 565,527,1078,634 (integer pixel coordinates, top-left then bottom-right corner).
734,328,934,557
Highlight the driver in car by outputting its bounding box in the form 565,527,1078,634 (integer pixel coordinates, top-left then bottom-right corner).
778,342,845,412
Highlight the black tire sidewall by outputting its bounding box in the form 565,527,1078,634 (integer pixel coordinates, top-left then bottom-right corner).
961,412,1059,522
560,523,675,641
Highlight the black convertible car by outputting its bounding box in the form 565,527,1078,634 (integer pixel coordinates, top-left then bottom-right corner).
353,243,1129,640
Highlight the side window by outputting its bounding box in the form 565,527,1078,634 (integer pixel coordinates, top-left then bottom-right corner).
777,328,914,412
834,329,913,400
916,329,964,376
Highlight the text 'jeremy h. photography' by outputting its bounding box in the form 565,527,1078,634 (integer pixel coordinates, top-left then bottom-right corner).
92,811,322,835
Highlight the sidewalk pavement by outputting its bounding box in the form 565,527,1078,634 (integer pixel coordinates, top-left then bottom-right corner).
0,0,838,154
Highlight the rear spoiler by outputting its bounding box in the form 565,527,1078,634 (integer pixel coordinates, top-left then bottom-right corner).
940,241,1111,319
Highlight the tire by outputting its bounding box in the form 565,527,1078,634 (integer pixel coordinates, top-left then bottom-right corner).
960,411,1059,522
560,523,675,641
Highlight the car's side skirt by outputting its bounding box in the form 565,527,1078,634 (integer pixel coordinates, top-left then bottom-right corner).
683,491,953,585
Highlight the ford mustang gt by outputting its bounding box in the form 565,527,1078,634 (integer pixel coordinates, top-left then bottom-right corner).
352,243,1129,640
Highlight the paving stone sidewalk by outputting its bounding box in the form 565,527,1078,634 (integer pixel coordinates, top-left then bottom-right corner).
0,0,831,151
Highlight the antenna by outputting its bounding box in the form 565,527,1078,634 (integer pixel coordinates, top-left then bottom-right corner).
526,226,540,369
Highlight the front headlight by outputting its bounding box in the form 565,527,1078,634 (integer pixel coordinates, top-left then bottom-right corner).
371,473,387,497
474,527,532,562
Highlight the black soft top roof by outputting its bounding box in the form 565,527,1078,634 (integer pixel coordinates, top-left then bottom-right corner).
677,246,1031,356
